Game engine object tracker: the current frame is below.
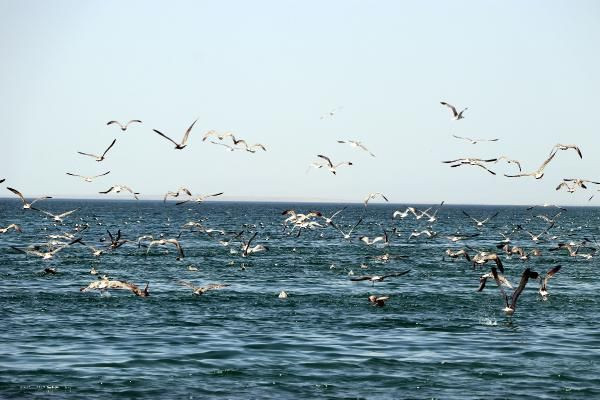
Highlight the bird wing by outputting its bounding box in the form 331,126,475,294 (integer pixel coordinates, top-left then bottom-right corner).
544,265,561,288
510,268,538,311
92,171,111,179
491,267,509,306
317,155,334,168
538,150,557,171
177,280,198,290
210,140,235,150
99,186,116,194
101,139,117,158
181,119,198,145
348,217,363,235
126,119,142,127
30,196,52,205
77,151,101,159
57,208,78,218
154,129,180,146
66,172,83,178
382,270,411,279
106,120,123,128
440,102,458,117
350,276,373,281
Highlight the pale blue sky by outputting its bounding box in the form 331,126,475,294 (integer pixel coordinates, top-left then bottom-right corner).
2,0,599,205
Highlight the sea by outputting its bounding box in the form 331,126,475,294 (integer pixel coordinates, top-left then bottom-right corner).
1,199,599,399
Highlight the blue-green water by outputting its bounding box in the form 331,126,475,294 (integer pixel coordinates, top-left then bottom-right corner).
1,199,600,399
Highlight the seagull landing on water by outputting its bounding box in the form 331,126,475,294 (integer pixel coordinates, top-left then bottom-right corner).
153,119,197,150
452,135,498,144
6,187,52,209
492,267,538,315
77,139,117,162
337,140,375,157
177,280,229,295
66,171,110,183
538,265,561,300
80,277,149,297
106,120,142,131
440,102,468,120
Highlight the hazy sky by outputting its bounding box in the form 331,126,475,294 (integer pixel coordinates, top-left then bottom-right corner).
1,0,599,205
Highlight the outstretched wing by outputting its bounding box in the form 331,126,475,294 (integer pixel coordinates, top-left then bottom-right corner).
181,119,198,145
153,129,180,146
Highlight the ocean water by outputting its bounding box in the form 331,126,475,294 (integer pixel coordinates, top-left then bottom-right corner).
1,199,600,399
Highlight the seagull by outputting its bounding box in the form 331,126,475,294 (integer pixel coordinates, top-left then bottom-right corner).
364,192,389,207
316,155,353,175
77,138,117,162
422,201,445,223
11,238,81,260
146,238,185,260
392,207,417,219
555,181,579,193
229,136,267,153
106,229,128,249
80,277,149,297
320,207,346,226
552,143,582,159
99,185,139,200
333,217,363,239
462,210,499,227
535,212,562,224
368,295,389,307
6,187,52,209
177,280,229,295
472,251,505,273
241,232,269,257
66,171,110,182
350,270,411,286
446,233,479,242
153,119,197,149
106,119,142,131
408,229,436,240
442,158,498,175
163,187,192,202
477,269,513,292
32,207,79,223
504,151,556,179
452,135,498,144
176,192,223,205
202,130,234,142
445,249,471,261
0,224,22,234
359,230,389,246
526,203,567,212
561,178,600,190
520,223,554,242
538,265,561,300
440,101,468,120
491,267,539,315
337,140,375,157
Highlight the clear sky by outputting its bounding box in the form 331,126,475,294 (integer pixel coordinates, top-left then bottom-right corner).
1,0,599,205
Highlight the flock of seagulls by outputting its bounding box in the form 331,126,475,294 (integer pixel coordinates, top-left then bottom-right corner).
0,102,595,315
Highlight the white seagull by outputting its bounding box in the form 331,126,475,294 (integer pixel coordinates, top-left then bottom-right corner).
106,119,142,131
337,140,375,157
99,185,140,200
316,155,353,175
452,135,498,144
153,119,198,150
6,187,52,209
77,139,117,162
440,101,468,120
66,171,110,182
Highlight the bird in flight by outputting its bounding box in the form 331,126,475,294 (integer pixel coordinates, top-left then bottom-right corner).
99,185,140,200
440,101,468,120
66,171,110,182
452,135,498,144
337,140,375,157
106,119,142,131
491,267,539,315
316,155,353,175
153,119,198,149
350,270,411,286
6,187,52,209
77,139,117,162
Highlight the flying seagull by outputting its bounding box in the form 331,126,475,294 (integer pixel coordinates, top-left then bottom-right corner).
504,151,557,179
99,185,140,200
0,224,22,234
452,135,498,144
164,187,192,203
153,119,198,149
32,207,79,223
350,270,411,286
333,217,363,239
440,101,468,120
6,187,52,209
462,210,499,228
337,140,375,157
538,265,561,300
66,171,110,182
316,155,353,175
77,138,117,162
364,192,389,207
106,119,142,131
202,130,234,142
146,238,185,260
442,158,498,175
176,192,223,205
